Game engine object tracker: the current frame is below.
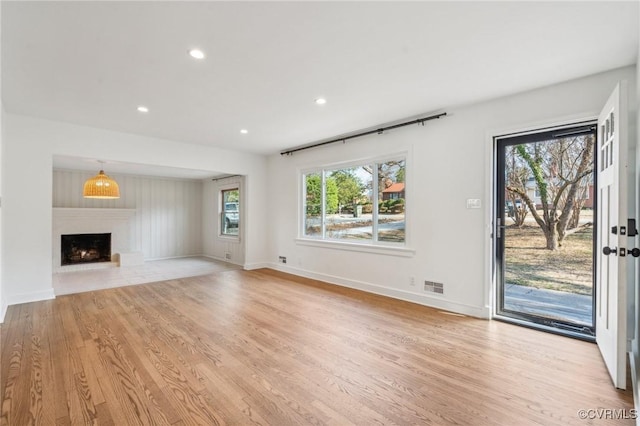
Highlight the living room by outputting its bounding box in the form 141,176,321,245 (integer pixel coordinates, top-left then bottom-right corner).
1,2,638,424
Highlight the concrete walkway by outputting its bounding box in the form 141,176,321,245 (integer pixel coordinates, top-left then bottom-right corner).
504,283,593,326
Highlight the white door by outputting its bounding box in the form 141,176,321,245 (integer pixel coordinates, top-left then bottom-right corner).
596,82,628,389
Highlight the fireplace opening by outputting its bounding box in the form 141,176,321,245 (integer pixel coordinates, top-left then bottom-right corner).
61,233,112,266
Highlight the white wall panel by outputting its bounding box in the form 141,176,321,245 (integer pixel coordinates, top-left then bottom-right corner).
53,169,203,259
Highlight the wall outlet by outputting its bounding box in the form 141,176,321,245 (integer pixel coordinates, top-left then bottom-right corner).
225,253,231,260
278,256,287,264
409,276,415,286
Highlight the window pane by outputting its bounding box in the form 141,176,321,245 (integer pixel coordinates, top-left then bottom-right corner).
378,160,405,243
304,173,322,237
325,166,373,241
221,189,239,236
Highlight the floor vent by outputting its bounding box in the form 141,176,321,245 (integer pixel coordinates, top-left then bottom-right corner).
424,281,444,294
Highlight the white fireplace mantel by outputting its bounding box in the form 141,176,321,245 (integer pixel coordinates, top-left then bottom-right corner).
53,208,136,220
53,208,137,272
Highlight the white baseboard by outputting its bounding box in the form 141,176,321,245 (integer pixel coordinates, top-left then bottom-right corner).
267,263,490,319
147,254,245,268
6,289,56,307
244,262,272,271
201,254,244,267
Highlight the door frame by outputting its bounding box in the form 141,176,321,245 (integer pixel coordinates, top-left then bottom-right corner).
485,115,599,335
493,122,597,338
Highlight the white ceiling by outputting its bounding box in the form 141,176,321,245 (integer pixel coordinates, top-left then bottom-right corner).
3,1,639,176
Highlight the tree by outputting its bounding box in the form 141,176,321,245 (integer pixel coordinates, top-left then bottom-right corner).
305,173,339,215
305,174,322,216
330,169,365,213
507,134,594,250
363,160,406,199
505,145,529,227
565,177,590,230
325,177,338,214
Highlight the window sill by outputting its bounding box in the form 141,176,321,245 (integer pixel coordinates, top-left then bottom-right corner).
295,238,415,257
218,235,240,243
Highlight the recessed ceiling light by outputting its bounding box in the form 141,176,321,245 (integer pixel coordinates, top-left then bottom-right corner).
240,129,249,134
189,49,205,60
315,98,327,105
137,105,149,113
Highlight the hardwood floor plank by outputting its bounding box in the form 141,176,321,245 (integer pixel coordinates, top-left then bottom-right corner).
1,269,635,425
0,318,23,425
93,402,115,426
94,326,174,425
13,303,34,426
34,302,58,425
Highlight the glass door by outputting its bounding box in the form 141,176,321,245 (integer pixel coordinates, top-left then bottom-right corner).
495,123,597,338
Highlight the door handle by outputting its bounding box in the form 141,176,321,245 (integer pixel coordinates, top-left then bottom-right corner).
627,248,640,257
603,246,640,257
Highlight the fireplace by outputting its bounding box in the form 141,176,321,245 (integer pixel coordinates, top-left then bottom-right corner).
61,233,112,266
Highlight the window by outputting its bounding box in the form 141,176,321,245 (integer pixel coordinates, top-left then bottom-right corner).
221,188,239,236
303,158,405,245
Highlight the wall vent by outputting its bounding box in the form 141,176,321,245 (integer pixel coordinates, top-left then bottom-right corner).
424,280,444,294
225,253,232,260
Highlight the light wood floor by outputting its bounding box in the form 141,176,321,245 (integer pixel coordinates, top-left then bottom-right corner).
1,269,634,425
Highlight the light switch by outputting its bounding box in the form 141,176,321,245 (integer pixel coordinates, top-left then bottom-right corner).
466,198,481,209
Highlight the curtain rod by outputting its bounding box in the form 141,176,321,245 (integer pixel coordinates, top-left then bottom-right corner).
280,112,447,156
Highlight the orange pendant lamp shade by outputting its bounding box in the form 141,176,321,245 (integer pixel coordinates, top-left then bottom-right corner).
83,170,120,199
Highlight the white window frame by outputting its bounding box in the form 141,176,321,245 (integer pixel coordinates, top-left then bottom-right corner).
298,153,413,256
219,185,240,240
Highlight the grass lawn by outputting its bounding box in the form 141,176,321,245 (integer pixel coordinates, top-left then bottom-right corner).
504,224,593,295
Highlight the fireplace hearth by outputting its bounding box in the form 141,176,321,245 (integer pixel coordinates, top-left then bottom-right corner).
61,233,112,266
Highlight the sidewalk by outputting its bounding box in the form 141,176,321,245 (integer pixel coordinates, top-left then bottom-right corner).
504,283,593,326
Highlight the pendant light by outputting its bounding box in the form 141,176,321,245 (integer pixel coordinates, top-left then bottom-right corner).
83,164,120,199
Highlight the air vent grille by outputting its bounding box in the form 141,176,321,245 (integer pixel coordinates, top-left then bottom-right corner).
424,281,444,294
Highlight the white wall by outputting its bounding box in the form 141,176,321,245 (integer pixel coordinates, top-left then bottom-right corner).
267,66,636,318
202,175,245,265
0,105,4,322
1,114,269,308
53,169,203,260
0,0,4,322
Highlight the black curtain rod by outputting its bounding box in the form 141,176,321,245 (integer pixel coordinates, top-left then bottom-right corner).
280,112,447,156
211,174,241,182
